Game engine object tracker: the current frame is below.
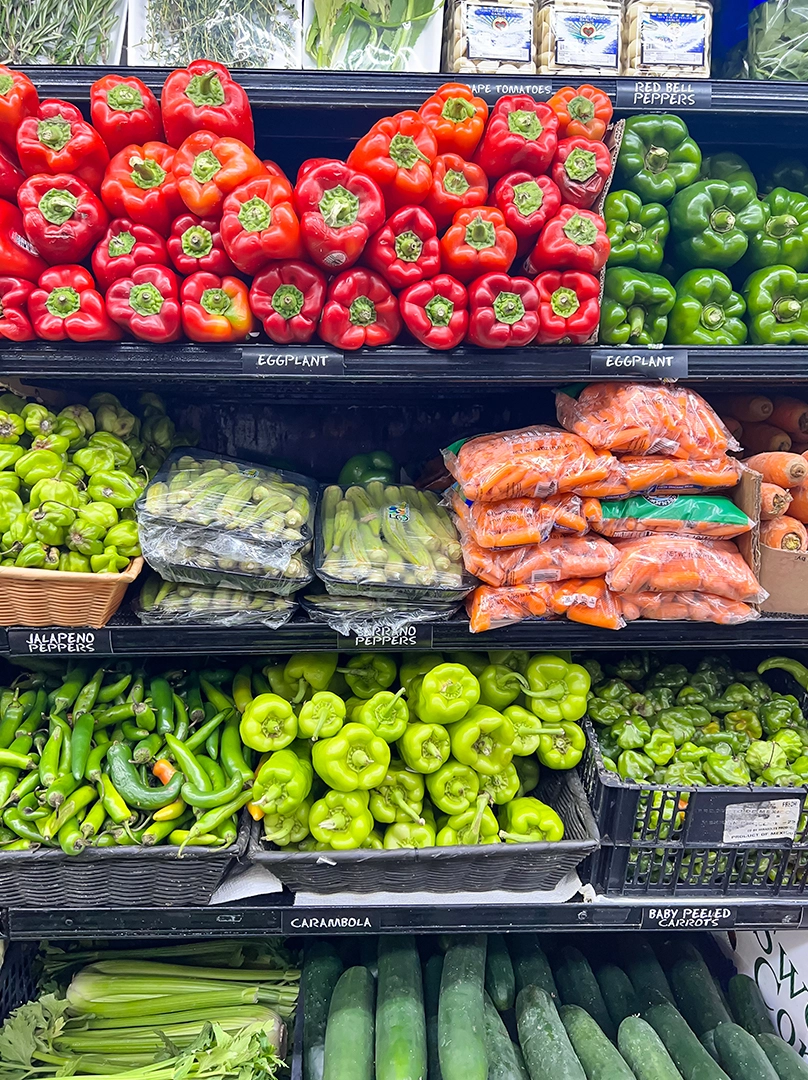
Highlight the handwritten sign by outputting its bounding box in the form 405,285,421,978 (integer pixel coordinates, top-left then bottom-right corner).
590,347,688,378
642,906,736,930
617,80,712,110
8,629,113,655
243,348,344,375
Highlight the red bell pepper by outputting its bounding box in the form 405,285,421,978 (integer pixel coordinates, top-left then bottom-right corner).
92,219,170,293
100,142,184,236
473,96,559,180
535,270,600,344
105,263,182,343
161,61,254,150
439,205,517,285
29,265,121,342
0,276,35,341
18,174,109,265
547,84,613,142
399,274,468,350
319,268,402,350
467,271,540,348
250,260,327,344
91,75,164,157
0,198,47,281
0,142,25,202
493,171,562,256
263,159,289,182
0,67,38,149
347,111,437,212
294,160,385,272
418,83,488,158
16,100,109,193
173,131,265,218
220,174,301,275
552,137,612,209
423,154,488,232
525,204,610,275
363,205,441,291
167,213,235,276
180,271,254,343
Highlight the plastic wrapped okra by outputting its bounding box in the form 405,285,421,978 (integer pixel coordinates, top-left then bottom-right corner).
137,572,297,627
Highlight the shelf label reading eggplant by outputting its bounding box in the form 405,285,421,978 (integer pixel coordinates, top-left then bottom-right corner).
8,628,113,655
243,348,345,375
590,347,688,378
641,906,736,930
723,799,801,844
338,624,434,649
282,911,381,933
469,81,553,103
617,79,712,109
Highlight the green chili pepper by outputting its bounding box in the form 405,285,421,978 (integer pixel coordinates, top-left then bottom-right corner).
369,761,425,825
480,762,520,805
240,693,297,752
252,748,312,814
499,795,564,843
502,704,543,756
537,722,585,770
437,795,499,846
262,798,311,847
523,654,590,723
70,713,94,781
312,723,390,791
449,705,514,776
298,691,347,741
399,721,451,774
425,761,480,815
106,742,183,810
339,654,397,698
356,689,408,742
220,713,253,782
309,788,373,849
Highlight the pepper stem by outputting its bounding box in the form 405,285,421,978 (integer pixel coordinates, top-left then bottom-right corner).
181,225,214,259
710,207,736,234
773,296,802,323
443,169,469,196
550,287,580,320
108,231,136,258
128,282,164,317
271,284,304,321
348,747,371,770
185,71,226,107
700,303,726,330
192,150,221,185
627,304,646,341
37,116,71,151
388,133,430,170
507,109,542,141
493,291,525,325
128,155,166,190
568,94,595,124
349,295,376,327
470,793,489,843
644,145,670,173
200,288,233,316
319,185,359,229
441,96,475,123
391,790,425,825
238,196,272,232
107,83,145,112
45,287,80,320
464,214,496,250
379,686,407,719
624,221,644,241
564,147,597,183
394,230,423,262
38,188,78,226
512,180,543,218
563,213,598,247
766,214,799,239
499,830,530,843
425,294,454,328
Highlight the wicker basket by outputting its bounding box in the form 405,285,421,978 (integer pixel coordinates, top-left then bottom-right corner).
0,558,143,627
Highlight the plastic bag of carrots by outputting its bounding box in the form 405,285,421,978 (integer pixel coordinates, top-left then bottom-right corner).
606,536,767,603
461,533,619,586
443,426,612,502
576,454,743,499
467,578,624,632
620,591,759,625
556,382,740,459
590,494,754,540
450,488,596,547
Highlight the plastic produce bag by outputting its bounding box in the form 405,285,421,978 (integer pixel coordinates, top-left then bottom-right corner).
590,494,754,540
577,454,744,498
619,590,760,624
549,577,625,629
302,0,444,70
461,533,619,585
747,0,808,81
301,592,460,636
556,382,740,459
136,573,296,627
450,488,595,547
606,535,767,602
466,577,624,631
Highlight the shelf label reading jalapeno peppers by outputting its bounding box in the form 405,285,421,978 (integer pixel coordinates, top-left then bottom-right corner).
641,906,736,930
337,624,434,650
281,910,380,933
617,80,712,110
8,628,113,655
590,347,688,378
243,347,345,375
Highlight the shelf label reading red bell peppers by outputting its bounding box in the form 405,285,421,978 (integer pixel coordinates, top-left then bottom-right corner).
242,346,345,376
590,346,689,378
8,628,114,656
616,80,713,110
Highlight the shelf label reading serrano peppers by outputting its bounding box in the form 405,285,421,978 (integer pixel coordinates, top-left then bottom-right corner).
243,347,345,375
641,906,736,930
590,347,688,378
617,80,712,110
8,629,113,656
337,624,434,649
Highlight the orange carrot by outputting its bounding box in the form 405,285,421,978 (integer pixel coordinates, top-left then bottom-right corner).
769,396,808,436
723,416,743,441
760,482,792,519
620,591,757,625
152,758,176,784
719,394,773,423
789,478,808,523
743,452,808,487
741,422,792,454
760,516,808,551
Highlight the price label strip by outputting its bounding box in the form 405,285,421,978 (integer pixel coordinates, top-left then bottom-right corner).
243,347,345,375
590,347,688,378
8,628,114,656
616,80,712,110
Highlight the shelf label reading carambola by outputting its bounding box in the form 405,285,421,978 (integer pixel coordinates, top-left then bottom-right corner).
8,629,113,656
281,911,381,933
641,906,736,930
590,346,688,378
617,79,712,110
243,347,345,375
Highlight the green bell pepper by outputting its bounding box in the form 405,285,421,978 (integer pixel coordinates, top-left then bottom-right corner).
31,432,70,456
667,269,747,345
0,411,24,444
436,797,499,846
340,653,397,699
677,741,709,763
384,821,436,848
0,445,24,472
610,653,650,682
746,739,788,777
103,520,141,558
524,654,590,723
426,760,480,815
587,699,629,726
536,721,585,769
312,722,390,790
761,766,802,787
488,650,530,673
792,755,808,778
617,749,655,781
744,265,808,344
14,449,63,486
285,652,338,695
600,267,676,345
700,151,757,190
502,704,543,756
645,687,675,713
772,728,804,763
480,762,520,805
262,798,311,847
87,470,145,508
736,675,772,704
338,450,396,485
741,188,808,274
499,796,564,843
615,114,702,204
613,715,651,750
356,689,408,743
645,728,677,765
725,710,763,740
309,788,373,849
478,663,527,710
0,473,21,494
252,749,312,815
369,761,425,824
704,752,752,786
399,722,451,773
581,658,605,685
604,189,670,272
669,178,764,269
297,691,346,740
664,761,707,786
418,662,480,724
239,693,297,752
449,705,514,776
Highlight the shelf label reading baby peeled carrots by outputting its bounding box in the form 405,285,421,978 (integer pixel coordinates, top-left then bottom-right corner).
590,347,688,378
641,906,736,930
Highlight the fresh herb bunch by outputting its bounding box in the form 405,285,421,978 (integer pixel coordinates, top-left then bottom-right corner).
748,0,808,81
139,0,299,66
306,0,443,69
0,0,120,64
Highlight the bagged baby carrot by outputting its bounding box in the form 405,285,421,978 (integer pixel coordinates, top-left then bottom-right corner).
620,591,759,625
451,489,591,547
760,516,808,551
576,455,743,499
461,533,620,586
556,382,739,459
549,577,625,630
466,584,556,632
589,494,753,540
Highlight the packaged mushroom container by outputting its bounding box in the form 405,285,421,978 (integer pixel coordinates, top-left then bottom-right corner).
622,0,713,76
536,0,621,75
444,0,537,75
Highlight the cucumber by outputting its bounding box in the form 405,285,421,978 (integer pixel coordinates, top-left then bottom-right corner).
560,1004,635,1080
625,941,675,1008
757,1034,808,1080
669,943,732,1037
484,992,529,1080
516,985,586,1080
597,964,640,1029
714,1023,780,1080
702,1031,719,1062
439,935,487,1080
425,953,444,1080
323,966,375,1080
554,947,616,1041
645,999,731,1080
377,936,427,1080
486,935,516,1011
302,942,344,1080
512,934,558,1000
618,1016,684,1080
729,976,777,1037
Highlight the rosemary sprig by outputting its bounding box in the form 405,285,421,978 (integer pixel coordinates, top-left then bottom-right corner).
0,0,121,64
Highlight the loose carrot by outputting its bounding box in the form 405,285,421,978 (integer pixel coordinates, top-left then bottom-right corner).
760,483,792,519
743,452,808,487
741,422,792,454
769,395,808,436
760,516,808,551
789,478,808,523
723,416,744,441
718,394,773,423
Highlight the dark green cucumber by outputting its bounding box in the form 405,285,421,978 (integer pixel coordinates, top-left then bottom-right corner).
597,964,640,1029
425,953,444,1080
702,1031,719,1062
484,992,529,1080
323,966,375,1080
302,942,344,1080
618,1016,683,1080
439,935,487,1080
757,1034,808,1080
560,1004,634,1080
554,947,616,1041
714,1023,780,1080
729,976,777,1037
625,941,675,1008
486,935,516,1012
669,942,732,1037
516,985,586,1080
645,1000,731,1080
512,934,558,1000
377,936,427,1080
714,978,734,1022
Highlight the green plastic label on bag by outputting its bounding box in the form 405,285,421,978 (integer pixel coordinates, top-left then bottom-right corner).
598,494,752,539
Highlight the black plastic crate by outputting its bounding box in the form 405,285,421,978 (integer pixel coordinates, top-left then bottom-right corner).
0,944,37,1023
249,769,599,894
